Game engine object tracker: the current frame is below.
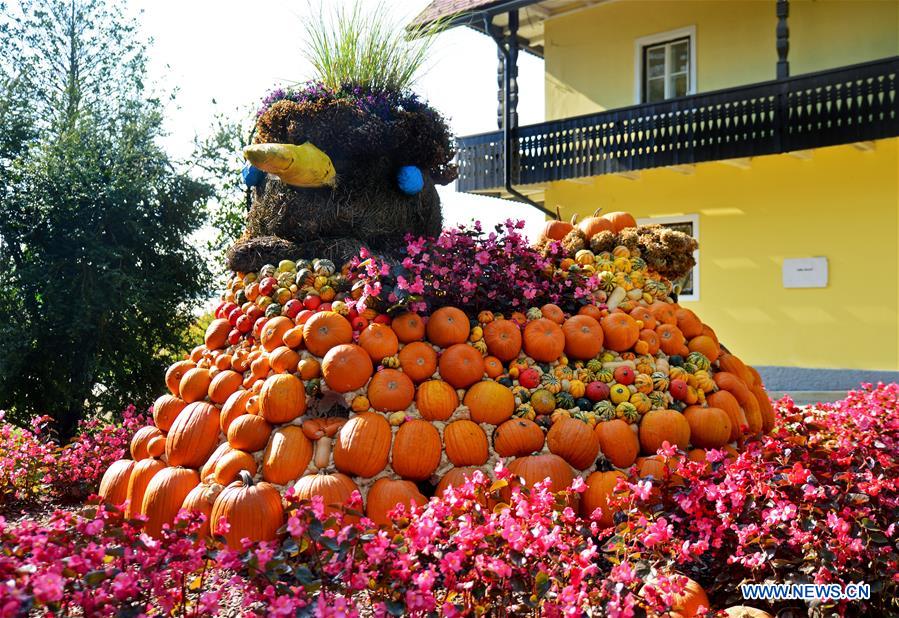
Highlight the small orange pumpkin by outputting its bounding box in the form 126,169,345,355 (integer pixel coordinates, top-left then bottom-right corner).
398,341,438,382
600,313,640,352
303,311,353,356
391,312,425,343
260,316,294,352
227,413,272,452
547,418,600,470
204,318,231,350
577,208,614,239
269,346,301,374
656,324,687,356
368,368,415,412
359,323,399,363
322,344,374,392
602,211,636,232
483,319,522,362
220,390,252,434
443,419,489,466
152,394,186,433
259,374,306,423
464,380,515,425
333,412,391,478
582,470,626,527
561,315,603,360
391,420,442,480
415,380,459,421
493,418,545,457
523,318,565,362
426,306,470,348
213,449,258,485
263,426,313,485
208,370,243,404
179,367,212,403
365,478,426,527
438,344,485,389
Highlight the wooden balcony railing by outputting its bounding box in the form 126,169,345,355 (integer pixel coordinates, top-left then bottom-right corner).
455,56,898,193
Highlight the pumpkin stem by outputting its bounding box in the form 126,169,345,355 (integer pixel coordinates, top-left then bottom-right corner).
238,470,255,486
554,205,562,221
593,207,603,217
569,213,579,225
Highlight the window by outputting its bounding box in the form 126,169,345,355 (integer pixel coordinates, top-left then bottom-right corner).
634,27,696,104
636,214,700,302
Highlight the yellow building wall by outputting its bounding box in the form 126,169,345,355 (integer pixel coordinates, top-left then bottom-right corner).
543,140,899,371
544,0,899,119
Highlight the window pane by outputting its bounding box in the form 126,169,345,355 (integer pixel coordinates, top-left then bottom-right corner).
646,46,665,79
672,73,688,97
671,40,690,73
646,78,665,102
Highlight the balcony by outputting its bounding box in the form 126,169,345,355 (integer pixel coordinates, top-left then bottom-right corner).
455,57,898,195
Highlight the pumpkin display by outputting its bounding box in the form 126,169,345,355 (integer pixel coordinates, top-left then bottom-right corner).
391,419,442,480
165,402,220,469
366,478,427,527
142,467,200,537
464,381,514,425
210,471,285,548
333,412,391,478
98,459,135,506
443,419,489,467
263,426,313,484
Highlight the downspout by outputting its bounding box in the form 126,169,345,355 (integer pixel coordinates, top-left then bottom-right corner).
485,12,555,218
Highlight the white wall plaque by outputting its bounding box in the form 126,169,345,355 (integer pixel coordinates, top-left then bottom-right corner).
782,257,828,288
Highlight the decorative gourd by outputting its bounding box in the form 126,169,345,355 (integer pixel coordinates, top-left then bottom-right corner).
303,311,353,356
359,323,399,362
181,481,223,538
391,420,442,480
484,356,504,378
98,459,135,506
638,408,691,454
293,472,359,518
368,368,414,412
594,419,639,468
398,341,438,382
582,470,626,527
464,381,515,425
333,412,391,478
262,426,313,484
142,467,200,537
426,306,470,348
561,315,603,360
438,344,485,389
213,449,258,485
391,312,425,343
208,370,243,404
226,414,272,452
130,426,164,461
683,406,732,448
546,418,600,470
210,471,285,548
152,395,186,433
415,380,459,421
523,318,565,362
443,420,489,467
483,319,523,362
493,418,545,457
600,313,640,352
220,390,252,434
322,344,374,392
366,478,426,527
165,402,220,468
125,458,166,518
707,390,748,443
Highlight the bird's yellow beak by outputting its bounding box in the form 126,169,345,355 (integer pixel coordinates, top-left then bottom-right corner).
243,142,336,188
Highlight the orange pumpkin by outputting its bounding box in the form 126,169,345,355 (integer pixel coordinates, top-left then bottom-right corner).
366,478,426,527
426,306,470,348
483,319,522,362
260,316,294,352
333,412,391,478
443,420,489,466
208,369,243,404
582,470,626,527
415,380,459,421
220,390,252,434
507,454,575,497
656,323,687,356
600,313,640,352
98,459,135,506
436,467,481,499
368,369,415,412
722,606,774,618
165,402,220,468
750,384,775,434
714,372,762,434
297,357,321,380
687,335,720,363
643,576,710,618
683,406,732,448
438,344,485,389
259,373,306,423
464,380,515,425
629,306,657,330
675,308,704,339
540,303,565,324
359,323,399,363
293,472,359,518
707,390,748,443
125,458,166,518
577,208,614,239
523,318,565,362
210,471,284,548
322,344,374,392
391,420,442,480
594,419,639,468
227,414,272,452
541,211,575,241
638,409,691,455
493,418,545,457
602,211,636,232
180,481,223,538
483,356,504,378
200,442,233,482
303,311,353,356
142,467,200,537
718,352,756,386
179,367,212,403
131,426,163,461
561,315,603,360
282,326,304,349
263,426,313,485
578,304,603,320
648,301,677,326
638,328,660,355
213,449,257,485
391,312,425,343
269,346,301,374
398,341,438,382
204,318,231,350
547,418,600,470
152,394,186,433
146,435,166,458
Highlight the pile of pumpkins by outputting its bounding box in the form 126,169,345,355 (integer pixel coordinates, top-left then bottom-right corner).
97,211,773,548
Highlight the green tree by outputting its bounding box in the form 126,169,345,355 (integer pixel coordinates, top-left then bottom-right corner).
0,0,211,438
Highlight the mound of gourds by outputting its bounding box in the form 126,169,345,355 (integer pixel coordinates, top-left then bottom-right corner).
97,212,774,547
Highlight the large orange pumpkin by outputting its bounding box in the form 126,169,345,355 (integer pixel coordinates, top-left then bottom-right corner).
365,478,426,527
358,323,399,362
165,360,196,397
443,420,489,466
493,418,545,457
98,459,135,506
398,341,438,382
507,454,575,496
293,472,359,518
142,467,200,537
227,414,272,452
259,373,306,423
547,418,600,470
130,426,163,461
602,211,637,232
523,318,565,362
213,449,258,485
577,208,614,239
582,470,626,527
368,369,414,412
303,311,353,356
208,370,243,404
707,390,748,443
152,394,186,433
483,319,523,362
210,471,284,548
181,481,223,538
391,312,425,343
438,344,485,389
322,344,374,392
600,313,640,352
714,372,762,434
464,380,515,425
426,306,470,348
179,367,212,403
204,318,231,350
638,409,691,454
415,380,459,421
333,412,391,478
165,402,220,468
594,419,639,468
683,406,732,448
220,390,252,434
656,324,687,356
263,426,313,485
125,458,166,518
260,316,294,352
561,315,603,360
391,420,442,480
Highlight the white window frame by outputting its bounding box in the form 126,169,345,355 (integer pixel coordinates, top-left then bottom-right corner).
636,214,700,302
634,26,697,104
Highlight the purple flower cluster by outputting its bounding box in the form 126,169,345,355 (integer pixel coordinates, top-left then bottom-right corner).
256,81,433,120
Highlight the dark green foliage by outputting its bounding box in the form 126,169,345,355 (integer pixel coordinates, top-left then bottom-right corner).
0,0,211,437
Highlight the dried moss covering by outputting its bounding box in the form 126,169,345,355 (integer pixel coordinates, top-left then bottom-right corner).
586,225,698,280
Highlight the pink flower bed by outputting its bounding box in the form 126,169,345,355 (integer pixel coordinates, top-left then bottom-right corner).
1,384,896,617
